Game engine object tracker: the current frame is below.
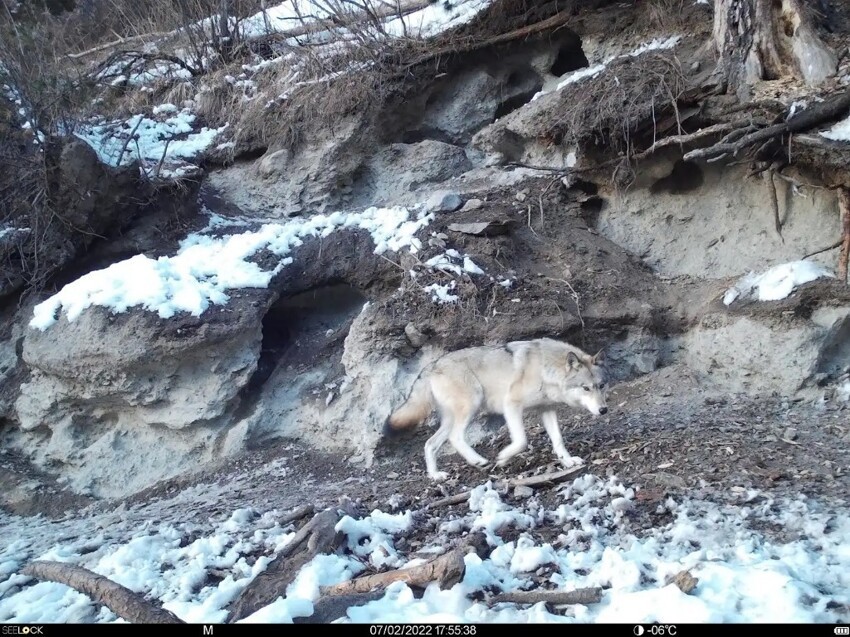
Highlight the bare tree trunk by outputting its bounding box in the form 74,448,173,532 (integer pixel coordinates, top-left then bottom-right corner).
219,0,233,61
713,0,836,98
261,0,271,33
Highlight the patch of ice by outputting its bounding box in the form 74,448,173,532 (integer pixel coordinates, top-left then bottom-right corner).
723,260,834,305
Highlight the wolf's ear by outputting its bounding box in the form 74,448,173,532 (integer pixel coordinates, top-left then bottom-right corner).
592,349,605,366
566,351,581,369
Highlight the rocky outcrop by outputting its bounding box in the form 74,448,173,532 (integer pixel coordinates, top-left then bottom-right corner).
17,297,267,432
11,295,266,495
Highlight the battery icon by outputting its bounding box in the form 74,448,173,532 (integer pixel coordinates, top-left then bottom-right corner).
835,628,849,635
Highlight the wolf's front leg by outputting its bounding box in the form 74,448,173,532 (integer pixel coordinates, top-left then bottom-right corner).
496,400,528,466
541,410,583,468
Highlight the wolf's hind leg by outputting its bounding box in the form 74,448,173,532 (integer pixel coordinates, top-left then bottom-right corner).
446,401,489,469
541,410,583,468
424,417,451,481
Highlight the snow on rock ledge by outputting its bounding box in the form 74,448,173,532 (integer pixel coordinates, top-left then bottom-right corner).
31,206,432,331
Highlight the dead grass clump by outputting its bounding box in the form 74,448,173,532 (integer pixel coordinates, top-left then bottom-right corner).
553,51,685,183
647,0,691,31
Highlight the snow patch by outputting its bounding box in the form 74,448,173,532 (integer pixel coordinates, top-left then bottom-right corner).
423,281,459,304
75,108,226,173
240,0,496,41
723,260,834,305
820,113,850,142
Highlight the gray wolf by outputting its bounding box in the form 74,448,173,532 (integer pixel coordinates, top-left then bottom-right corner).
385,338,608,481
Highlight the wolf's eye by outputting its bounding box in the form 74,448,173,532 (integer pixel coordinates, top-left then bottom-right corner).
583,386,590,392
599,382,606,389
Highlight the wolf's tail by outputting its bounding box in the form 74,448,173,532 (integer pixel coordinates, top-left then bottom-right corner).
385,378,433,435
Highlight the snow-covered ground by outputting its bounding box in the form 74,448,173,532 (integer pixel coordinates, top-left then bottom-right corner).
1,472,847,623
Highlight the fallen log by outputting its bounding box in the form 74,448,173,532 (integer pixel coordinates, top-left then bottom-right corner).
489,587,603,606
20,500,357,625
20,561,184,624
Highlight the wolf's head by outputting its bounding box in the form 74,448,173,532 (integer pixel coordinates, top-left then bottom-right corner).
565,350,608,416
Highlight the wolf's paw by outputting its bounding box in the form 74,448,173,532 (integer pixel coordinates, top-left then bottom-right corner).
496,451,515,467
559,455,584,469
429,471,450,482
471,457,490,469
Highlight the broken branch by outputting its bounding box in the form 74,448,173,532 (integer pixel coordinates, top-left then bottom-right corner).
684,89,850,162
802,239,843,260
294,591,385,624
490,587,602,606
319,541,471,597
279,504,315,526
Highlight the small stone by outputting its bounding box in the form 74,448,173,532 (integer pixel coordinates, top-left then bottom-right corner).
462,198,483,211
689,61,701,73
404,323,426,348
515,190,528,202
783,427,798,441
426,191,464,213
668,570,699,594
257,148,291,178
513,485,534,498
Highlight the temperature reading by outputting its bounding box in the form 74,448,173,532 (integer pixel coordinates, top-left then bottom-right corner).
634,626,678,636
